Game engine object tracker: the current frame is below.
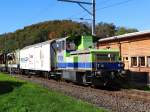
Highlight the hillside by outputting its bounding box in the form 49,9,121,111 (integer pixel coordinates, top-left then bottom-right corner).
0,20,91,53
0,20,138,53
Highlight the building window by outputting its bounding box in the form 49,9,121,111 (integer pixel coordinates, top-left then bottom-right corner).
147,56,150,67
123,57,128,61
131,57,137,67
139,56,145,67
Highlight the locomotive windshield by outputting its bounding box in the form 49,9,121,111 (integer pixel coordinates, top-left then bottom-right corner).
66,36,81,52
66,41,76,52
96,53,116,62
56,40,65,51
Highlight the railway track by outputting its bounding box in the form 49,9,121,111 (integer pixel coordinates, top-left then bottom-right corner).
15,74,150,112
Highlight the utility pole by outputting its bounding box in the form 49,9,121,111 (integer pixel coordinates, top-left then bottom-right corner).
92,0,96,36
58,0,96,36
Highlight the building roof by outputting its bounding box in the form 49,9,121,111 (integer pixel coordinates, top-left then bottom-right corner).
99,30,150,42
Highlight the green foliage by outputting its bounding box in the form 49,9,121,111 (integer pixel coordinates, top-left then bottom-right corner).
0,20,138,53
95,22,116,38
143,86,150,91
0,73,107,112
0,20,91,53
115,27,138,35
95,23,138,38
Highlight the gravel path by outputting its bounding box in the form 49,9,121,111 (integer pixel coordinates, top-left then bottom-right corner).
16,75,150,112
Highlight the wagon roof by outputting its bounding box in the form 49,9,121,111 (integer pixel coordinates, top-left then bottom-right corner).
21,39,55,50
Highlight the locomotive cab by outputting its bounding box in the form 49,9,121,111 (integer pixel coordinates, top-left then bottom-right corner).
95,51,124,71
92,49,125,87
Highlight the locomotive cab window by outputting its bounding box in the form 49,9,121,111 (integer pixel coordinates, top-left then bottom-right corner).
66,36,82,52
96,53,116,62
56,40,65,51
66,41,76,52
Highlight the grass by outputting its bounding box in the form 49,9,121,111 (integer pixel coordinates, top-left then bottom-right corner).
143,86,150,91
0,73,107,112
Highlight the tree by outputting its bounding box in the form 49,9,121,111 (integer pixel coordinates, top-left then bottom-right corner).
115,27,138,35
0,20,90,53
0,20,139,53
95,22,116,38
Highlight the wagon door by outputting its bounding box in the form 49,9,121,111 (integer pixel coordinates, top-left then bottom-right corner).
34,45,42,70
40,43,51,71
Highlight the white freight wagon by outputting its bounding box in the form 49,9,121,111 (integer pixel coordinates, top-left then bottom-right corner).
20,40,56,72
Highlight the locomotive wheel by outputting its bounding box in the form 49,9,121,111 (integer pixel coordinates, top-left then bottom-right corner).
43,72,49,79
76,72,90,85
104,79,121,90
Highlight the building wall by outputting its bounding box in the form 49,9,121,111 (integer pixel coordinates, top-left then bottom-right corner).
98,35,150,85
98,35,150,72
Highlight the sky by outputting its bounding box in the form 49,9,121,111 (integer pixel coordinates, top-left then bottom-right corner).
0,0,150,34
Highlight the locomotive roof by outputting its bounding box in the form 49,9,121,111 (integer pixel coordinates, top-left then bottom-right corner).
70,49,119,55
99,30,150,42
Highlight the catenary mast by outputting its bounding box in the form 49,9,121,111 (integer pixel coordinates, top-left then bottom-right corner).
58,0,96,36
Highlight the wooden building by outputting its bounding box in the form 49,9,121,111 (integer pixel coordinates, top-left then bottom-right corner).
98,30,150,86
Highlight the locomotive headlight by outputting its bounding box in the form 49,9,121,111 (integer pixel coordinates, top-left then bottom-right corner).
118,64,121,67
97,71,102,75
121,70,126,74
118,63,124,68
100,64,104,68
121,63,125,67
97,64,104,68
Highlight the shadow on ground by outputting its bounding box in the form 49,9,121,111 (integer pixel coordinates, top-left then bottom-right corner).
0,81,24,95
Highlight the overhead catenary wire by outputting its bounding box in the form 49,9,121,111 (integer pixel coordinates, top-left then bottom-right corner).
58,0,96,35
67,0,110,20
96,0,135,11
96,0,111,6
95,0,135,20
53,0,136,33
80,0,135,20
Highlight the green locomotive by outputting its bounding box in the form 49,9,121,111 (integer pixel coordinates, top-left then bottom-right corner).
55,35,125,86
